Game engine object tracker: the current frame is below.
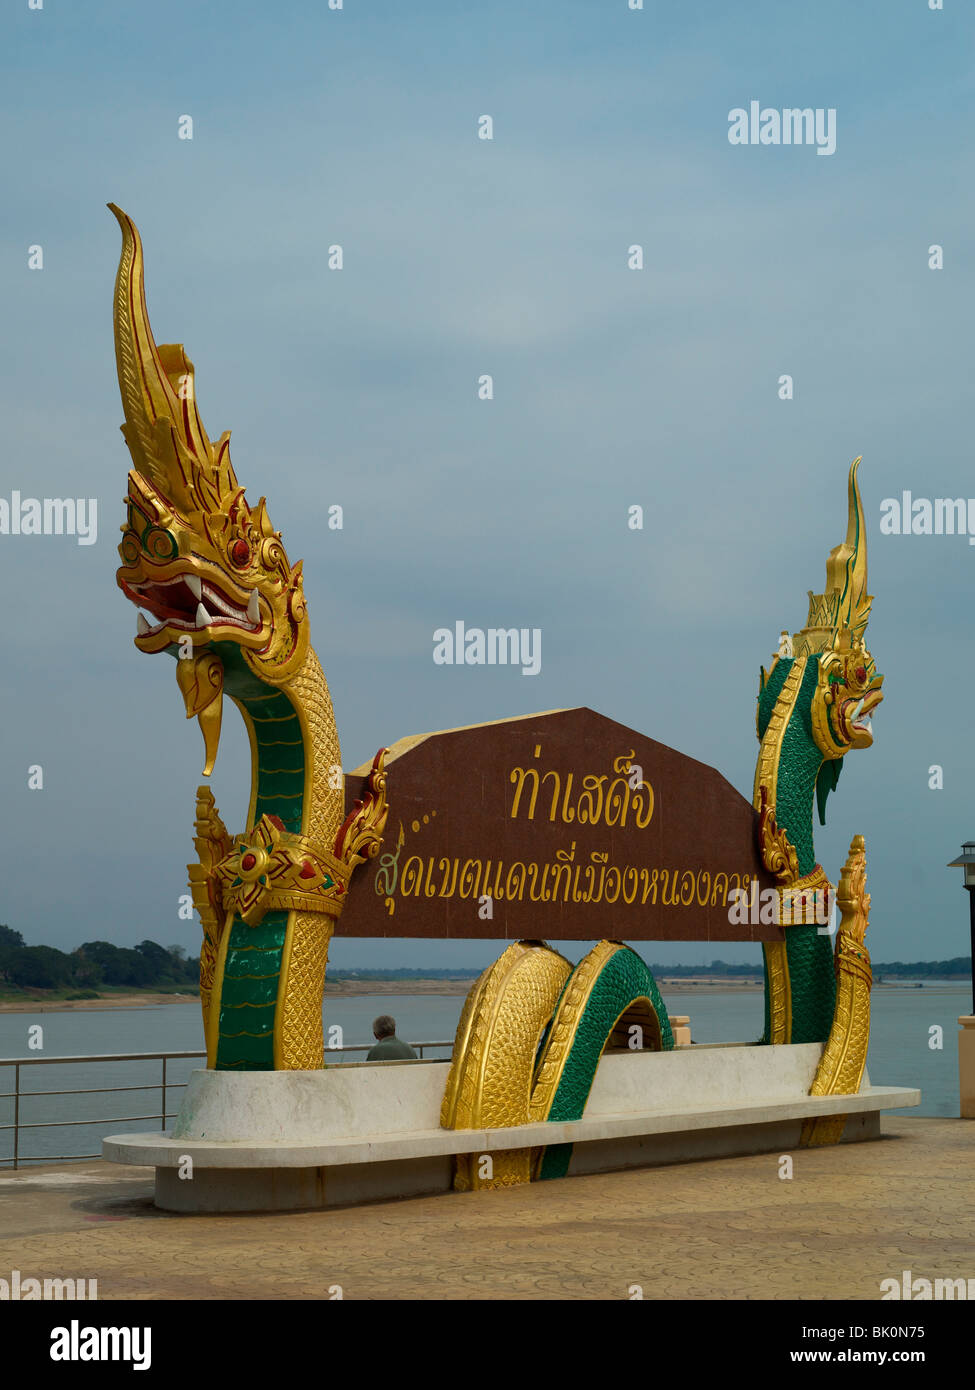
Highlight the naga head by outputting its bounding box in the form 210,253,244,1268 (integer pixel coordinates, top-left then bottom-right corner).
110,205,309,771
793,458,884,758
759,459,884,818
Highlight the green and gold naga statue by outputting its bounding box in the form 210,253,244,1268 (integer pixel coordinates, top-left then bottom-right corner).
109,205,387,1071
754,458,882,1143
439,461,883,1185
110,207,880,1169
754,457,882,1050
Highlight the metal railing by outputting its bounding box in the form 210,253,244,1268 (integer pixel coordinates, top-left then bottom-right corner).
0,1041,453,1169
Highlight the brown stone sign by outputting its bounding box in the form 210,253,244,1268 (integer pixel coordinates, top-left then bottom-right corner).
338,707,782,942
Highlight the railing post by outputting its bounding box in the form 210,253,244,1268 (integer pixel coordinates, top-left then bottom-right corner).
161,1056,167,1130
13,1063,20,1170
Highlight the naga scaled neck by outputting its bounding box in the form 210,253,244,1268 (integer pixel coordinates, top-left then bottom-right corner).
220,644,344,849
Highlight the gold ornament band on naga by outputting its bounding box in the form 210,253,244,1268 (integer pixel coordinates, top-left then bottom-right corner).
213,813,352,927
757,784,799,881
236,885,346,921
834,932,872,988
763,940,791,1045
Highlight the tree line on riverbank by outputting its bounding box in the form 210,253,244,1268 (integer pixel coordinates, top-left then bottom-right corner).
645,958,973,980
326,956,974,980
319,961,973,984
0,924,969,994
0,925,199,994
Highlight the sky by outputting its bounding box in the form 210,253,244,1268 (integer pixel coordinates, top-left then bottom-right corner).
1,0,973,973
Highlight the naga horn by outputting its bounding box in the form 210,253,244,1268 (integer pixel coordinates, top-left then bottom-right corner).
108,203,236,514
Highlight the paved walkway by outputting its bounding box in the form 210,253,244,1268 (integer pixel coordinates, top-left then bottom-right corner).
0,1117,972,1300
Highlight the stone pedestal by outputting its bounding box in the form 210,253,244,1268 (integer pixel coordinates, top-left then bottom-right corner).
103,1044,920,1213
959,1016,975,1118
668,1015,691,1046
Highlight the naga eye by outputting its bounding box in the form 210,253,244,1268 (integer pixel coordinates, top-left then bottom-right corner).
230,539,251,567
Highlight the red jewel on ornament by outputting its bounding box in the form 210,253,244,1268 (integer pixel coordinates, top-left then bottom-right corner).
856,667,866,683
241,852,257,871
230,539,250,567
299,860,316,879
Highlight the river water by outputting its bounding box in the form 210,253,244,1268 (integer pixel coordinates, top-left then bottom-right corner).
0,986,966,1165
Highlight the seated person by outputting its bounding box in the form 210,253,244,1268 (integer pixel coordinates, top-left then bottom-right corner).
366,1014,418,1061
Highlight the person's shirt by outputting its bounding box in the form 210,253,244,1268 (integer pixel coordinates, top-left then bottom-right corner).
366,1035,418,1061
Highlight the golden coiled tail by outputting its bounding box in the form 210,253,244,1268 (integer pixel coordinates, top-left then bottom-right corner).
800,835,872,1147
441,939,674,1188
529,941,674,1180
440,941,573,1191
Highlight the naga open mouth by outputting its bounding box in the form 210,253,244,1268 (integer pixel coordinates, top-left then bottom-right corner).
840,689,883,745
121,573,262,641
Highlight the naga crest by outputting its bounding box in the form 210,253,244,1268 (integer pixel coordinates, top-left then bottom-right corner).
760,458,885,767
110,205,309,771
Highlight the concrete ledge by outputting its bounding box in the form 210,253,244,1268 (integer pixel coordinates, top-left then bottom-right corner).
103,1084,919,1171
567,1108,882,1178
119,1041,876,1148
101,1043,920,1210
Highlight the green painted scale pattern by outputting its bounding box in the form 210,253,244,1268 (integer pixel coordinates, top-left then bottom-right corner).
537,945,674,1181
212,645,306,1070
757,657,838,1046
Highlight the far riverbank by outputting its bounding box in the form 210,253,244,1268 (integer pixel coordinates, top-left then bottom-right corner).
0,974,956,1012
0,992,199,1014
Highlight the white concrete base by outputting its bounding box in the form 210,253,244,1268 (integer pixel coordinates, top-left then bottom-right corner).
155,1156,452,1213
102,1043,920,1212
567,1108,881,1178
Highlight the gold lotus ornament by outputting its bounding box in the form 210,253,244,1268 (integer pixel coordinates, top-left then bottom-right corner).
213,815,350,928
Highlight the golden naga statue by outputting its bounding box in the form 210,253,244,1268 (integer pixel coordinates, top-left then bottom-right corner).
109,205,387,1070
800,834,873,1146
438,464,884,1186
752,460,881,1143
109,207,879,1172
